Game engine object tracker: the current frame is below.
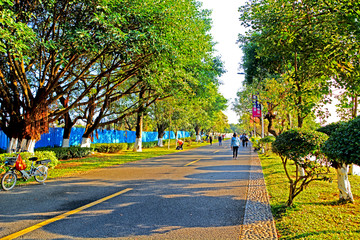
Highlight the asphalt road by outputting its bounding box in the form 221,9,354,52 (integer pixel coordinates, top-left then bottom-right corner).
0,140,252,239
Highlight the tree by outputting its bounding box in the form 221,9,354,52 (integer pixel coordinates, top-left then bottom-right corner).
272,129,330,206
0,0,217,151
211,111,229,134
0,0,162,151
180,56,227,141
239,33,282,86
189,92,227,141
229,124,242,134
148,99,172,147
239,0,333,129
320,119,360,203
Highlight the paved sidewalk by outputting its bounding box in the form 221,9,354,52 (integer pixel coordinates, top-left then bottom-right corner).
240,149,278,239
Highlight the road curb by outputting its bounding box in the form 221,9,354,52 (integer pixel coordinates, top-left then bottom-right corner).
240,148,278,239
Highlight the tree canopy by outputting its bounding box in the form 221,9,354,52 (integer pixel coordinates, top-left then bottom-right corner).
236,0,360,130
0,0,228,146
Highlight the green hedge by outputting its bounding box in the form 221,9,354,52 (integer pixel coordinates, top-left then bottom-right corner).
0,151,59,173
91,143,127,153
92,142,159,152
36,146,91,160
142,141,158,148
127,143,134,150
250,136,261,149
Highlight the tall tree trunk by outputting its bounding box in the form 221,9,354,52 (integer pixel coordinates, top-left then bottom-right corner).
81,130,93,148
134,86,146,152
195,125,201,142
352,95,358,119
349,96,358,175
174,128,178,147
337,163,354,202
157,123,168,147
288,113,293,129
134,111,143,152
59,96,75,148
62,112,75,148
81,97,97,148
168,111,172,149
265,112,278,137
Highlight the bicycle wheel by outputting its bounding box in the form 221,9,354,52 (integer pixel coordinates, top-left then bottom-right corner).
1,172,17,191
34,165,48,183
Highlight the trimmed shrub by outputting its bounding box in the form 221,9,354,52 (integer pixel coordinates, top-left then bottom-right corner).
142,141,158,148
250,136,261,150
259,136,276,154
0,151,59,170
272,129,329,206
69,146,92,158
317,122,344,137
91,143,127,153
321,118,360,203
36,146,91,160
127,143,134,150
321,118,360,166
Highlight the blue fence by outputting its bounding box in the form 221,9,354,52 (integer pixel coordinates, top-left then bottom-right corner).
0,128,190,150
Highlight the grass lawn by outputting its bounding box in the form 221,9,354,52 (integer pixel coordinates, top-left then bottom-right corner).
48,141,211,179
259,153,360,240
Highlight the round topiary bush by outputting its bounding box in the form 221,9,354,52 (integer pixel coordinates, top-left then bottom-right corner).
272,129,329,206
322,117,360,166
259,135,276,154
321,117,360,203
272,129,328,162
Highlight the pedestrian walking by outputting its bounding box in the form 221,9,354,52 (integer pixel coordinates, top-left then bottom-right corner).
209,135,213,145
240,133,249,147
218,135,222,146
231,133,241,159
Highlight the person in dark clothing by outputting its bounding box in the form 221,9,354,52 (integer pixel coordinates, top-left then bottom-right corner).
240,133,249,147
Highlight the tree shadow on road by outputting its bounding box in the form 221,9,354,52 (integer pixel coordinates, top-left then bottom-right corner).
0,149,271,239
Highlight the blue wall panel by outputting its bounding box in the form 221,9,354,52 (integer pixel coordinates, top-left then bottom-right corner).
0,129,9,150
0,128,190,149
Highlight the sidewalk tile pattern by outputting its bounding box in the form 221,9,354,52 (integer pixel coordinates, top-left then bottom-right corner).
240,150,278,239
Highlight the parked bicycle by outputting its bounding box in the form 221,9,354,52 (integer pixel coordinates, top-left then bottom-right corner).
1,151,50,191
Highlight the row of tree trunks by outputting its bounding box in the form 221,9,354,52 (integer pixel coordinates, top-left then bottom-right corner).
7,138,36,153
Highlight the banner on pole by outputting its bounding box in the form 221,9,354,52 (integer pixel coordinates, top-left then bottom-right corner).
252,95,261,118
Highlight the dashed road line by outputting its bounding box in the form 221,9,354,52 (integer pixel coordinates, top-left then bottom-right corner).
184,158,201,166
1,188,133,240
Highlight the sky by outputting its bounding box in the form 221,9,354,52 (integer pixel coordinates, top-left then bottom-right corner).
199,0,247,124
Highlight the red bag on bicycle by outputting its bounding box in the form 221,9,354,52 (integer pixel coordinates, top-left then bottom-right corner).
15,154,26,170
